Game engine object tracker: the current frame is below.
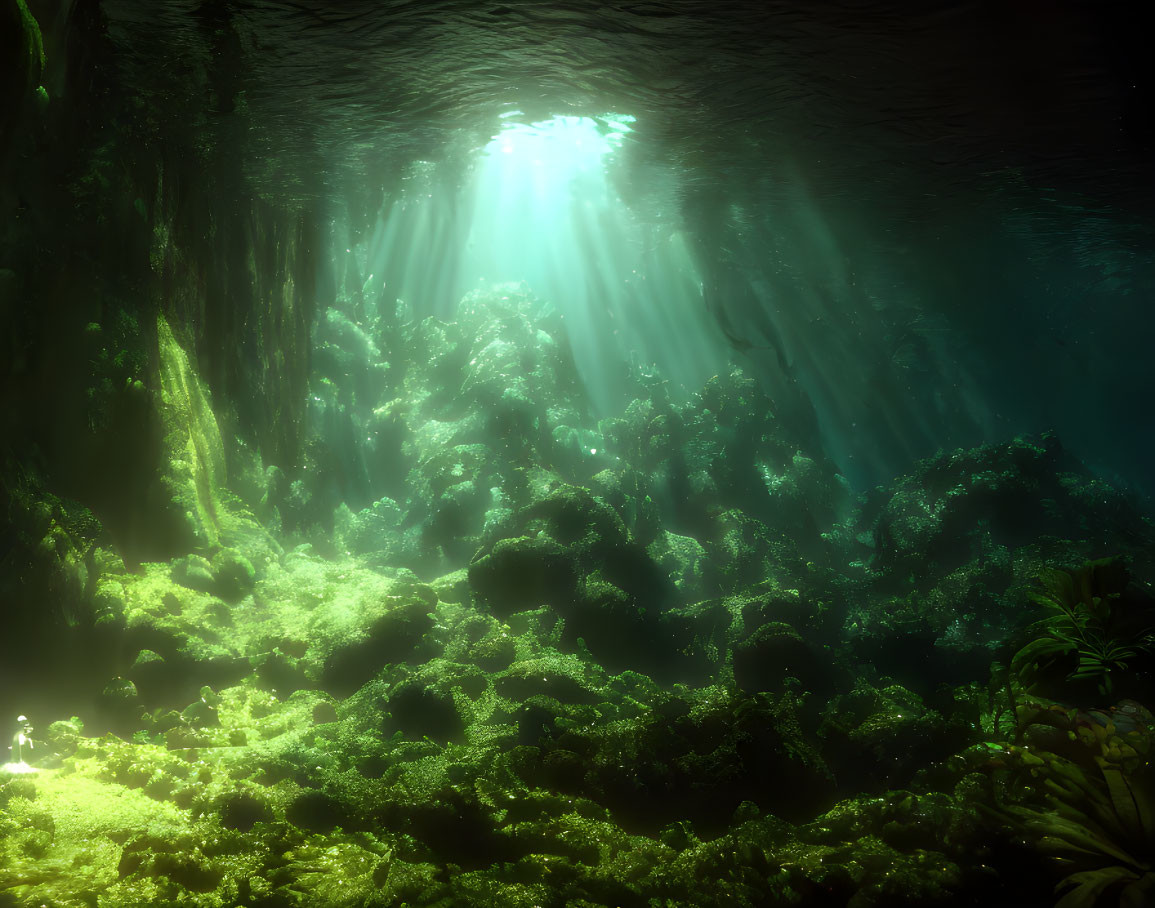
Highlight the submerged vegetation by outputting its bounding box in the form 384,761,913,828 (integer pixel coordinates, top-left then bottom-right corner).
984,702,1155,908
4,3,1155,907
1011,559,1155,700
2,283,1155,907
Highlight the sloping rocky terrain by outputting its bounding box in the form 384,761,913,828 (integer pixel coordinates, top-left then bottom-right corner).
3,284,1153,907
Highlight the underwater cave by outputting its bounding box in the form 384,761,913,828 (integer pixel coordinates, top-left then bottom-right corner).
2,1,1155,905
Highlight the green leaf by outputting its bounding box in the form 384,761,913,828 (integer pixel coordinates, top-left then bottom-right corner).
1098,765,1144,841
1038,818,1141,866
1129,769,1155,840
1013,635,1073,669
1055,867,1140,908
1029,590,1065,611
1119,872,1155,908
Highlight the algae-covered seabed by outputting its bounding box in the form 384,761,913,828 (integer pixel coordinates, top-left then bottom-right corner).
3,283,1154,908
3,2,1155,904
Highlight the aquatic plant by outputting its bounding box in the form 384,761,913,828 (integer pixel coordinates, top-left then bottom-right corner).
1011,558,1155,698
990,700,1155,908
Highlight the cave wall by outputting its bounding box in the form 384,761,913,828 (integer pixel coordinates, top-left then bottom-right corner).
1,0,319,564
0,0,320,719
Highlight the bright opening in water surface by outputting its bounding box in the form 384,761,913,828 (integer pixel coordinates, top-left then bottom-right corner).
361,113,729,413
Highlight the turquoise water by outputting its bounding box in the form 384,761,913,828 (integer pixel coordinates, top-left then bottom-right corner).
2,3,1154,906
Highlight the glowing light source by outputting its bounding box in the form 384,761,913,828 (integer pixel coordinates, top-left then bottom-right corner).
360,109,729,413
481,114,634,171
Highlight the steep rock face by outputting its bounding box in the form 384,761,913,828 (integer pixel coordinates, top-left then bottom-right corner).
0,0,46,141
153,312,275,562
0,1,316,732
147,162,319,477
0,2,319,564
156,314,227,550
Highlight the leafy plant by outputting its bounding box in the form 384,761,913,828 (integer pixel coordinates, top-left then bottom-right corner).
990,701,1155,908
1011,559,1155,699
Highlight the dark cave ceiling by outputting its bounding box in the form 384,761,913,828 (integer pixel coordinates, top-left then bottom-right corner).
10,0,1153,497
94,0,1154,222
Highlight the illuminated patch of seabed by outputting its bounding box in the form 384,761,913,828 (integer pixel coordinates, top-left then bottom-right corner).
360,114,731,414
0,768,189,893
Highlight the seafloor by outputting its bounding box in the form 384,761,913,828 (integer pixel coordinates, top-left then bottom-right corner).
2,283,1153,907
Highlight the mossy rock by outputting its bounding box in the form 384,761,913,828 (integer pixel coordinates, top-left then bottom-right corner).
385,681,464,744
156,315,228,549
210,548,256,602
468,535,580,616
0,0,45,110
170,554,215,593
732,622,827,694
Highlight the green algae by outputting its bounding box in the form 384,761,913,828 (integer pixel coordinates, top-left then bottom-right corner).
4,287,1155,908
157,314,229,549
